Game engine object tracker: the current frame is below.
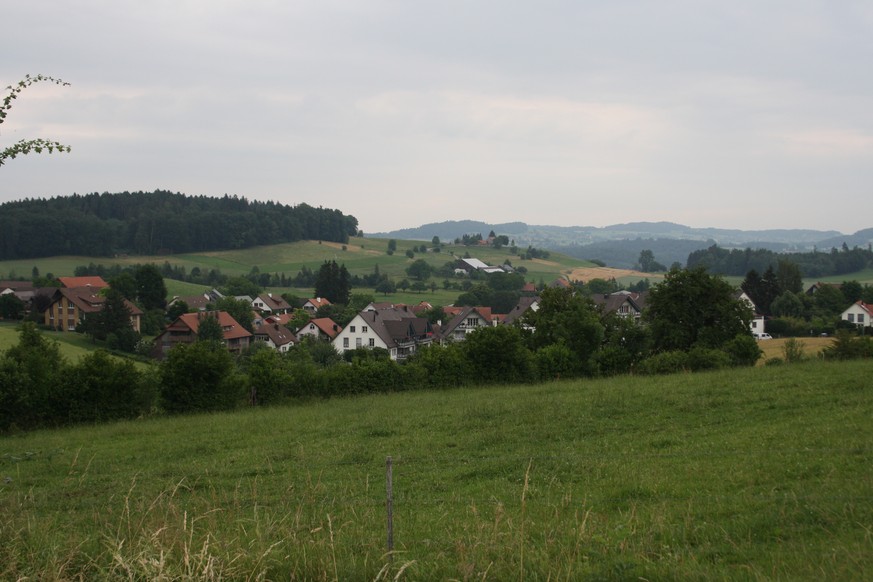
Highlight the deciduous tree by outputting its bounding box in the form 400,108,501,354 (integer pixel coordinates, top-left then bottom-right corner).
1,74,71,167
134,264,167,310
646,266,752,351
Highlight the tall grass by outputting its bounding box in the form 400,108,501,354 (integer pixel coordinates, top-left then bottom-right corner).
2,360,872,579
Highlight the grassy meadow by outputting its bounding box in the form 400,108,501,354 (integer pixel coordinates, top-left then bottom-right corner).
0,321,99,362
1,360,871,580
0,237,595,282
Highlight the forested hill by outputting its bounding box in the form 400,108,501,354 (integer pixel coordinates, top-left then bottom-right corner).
0,191,359,259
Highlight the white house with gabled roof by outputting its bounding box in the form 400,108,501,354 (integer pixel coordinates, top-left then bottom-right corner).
841,301,873,328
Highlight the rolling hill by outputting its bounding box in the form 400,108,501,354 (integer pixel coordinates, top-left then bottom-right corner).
370,220,869,269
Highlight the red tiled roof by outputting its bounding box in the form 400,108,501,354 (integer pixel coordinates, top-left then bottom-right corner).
58,276,109,289
309,317,341,339
176,311,252,340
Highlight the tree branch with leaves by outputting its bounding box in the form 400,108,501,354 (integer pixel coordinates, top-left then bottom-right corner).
0,74,71,167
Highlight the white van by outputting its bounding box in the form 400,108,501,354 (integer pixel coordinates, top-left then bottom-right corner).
754,333,773,340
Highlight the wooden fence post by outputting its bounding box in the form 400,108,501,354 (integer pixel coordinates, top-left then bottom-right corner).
386,456,394,561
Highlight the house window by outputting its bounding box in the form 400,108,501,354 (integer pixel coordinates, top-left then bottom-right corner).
369,338,375,347
752,321,758,329
343,337,349,348
362,326,368,333
350,326,356,333
467,317,478,327
356,338,362,348
859,314,865,324
848,314,855,323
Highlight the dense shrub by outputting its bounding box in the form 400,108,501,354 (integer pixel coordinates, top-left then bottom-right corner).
160,341,244,413
686,347,732,371
461,326,534,384
821,331,873,361
1,324,156,432
535,343,580,381
637,351,690,375
60,350,157,422
722,334,762,367
0,323,67,431
782,338,808,364
592,346,635,377
405,344,471,389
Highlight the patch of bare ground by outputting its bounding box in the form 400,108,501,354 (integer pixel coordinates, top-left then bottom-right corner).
565,266,662,282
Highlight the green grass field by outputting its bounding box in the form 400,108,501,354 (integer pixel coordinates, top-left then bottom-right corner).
0,238,595,287
2,360,871,580
0,321,96,361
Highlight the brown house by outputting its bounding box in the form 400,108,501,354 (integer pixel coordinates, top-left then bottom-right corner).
153,311,252,358
43,286,143,332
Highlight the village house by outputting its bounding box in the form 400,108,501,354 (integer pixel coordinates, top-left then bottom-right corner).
841,300,873,329
0,280,36,312
253,321,297,352
302,297,331,313
167,288,224,311
501,296,540,327
439,305,495,343
43,284,143,333
333,305,434,360
252,293,292,315
592,290,647,323
296,317,341,341
153,310,252,358
734,290,766,337
57,276,109,290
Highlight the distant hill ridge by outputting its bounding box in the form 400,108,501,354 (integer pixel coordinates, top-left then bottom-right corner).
369,220,868,269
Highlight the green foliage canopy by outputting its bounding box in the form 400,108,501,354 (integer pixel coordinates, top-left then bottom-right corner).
646,266,753,352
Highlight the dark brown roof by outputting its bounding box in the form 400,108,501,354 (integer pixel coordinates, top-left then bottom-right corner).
355,308,433,348
51,287,143,316
254,322,296,346
0,281,35,292
255,293,292,312
502,296,540,325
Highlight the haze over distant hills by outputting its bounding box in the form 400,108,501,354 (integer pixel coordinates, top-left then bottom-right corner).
369,221,872,269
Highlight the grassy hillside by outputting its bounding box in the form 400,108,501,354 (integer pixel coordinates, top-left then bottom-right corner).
2,360,871,580
0,321,101,361
1,237,596,288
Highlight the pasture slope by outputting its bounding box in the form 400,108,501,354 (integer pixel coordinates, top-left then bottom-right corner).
1,359,871,580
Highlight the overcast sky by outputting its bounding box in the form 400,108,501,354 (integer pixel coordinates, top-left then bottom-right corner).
2,1,872,234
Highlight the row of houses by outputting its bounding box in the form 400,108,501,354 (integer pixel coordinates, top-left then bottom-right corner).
151,287,657,361
5,276,873,361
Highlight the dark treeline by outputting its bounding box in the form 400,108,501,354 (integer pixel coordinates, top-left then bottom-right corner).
0,190,359,259
687,243,873,278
